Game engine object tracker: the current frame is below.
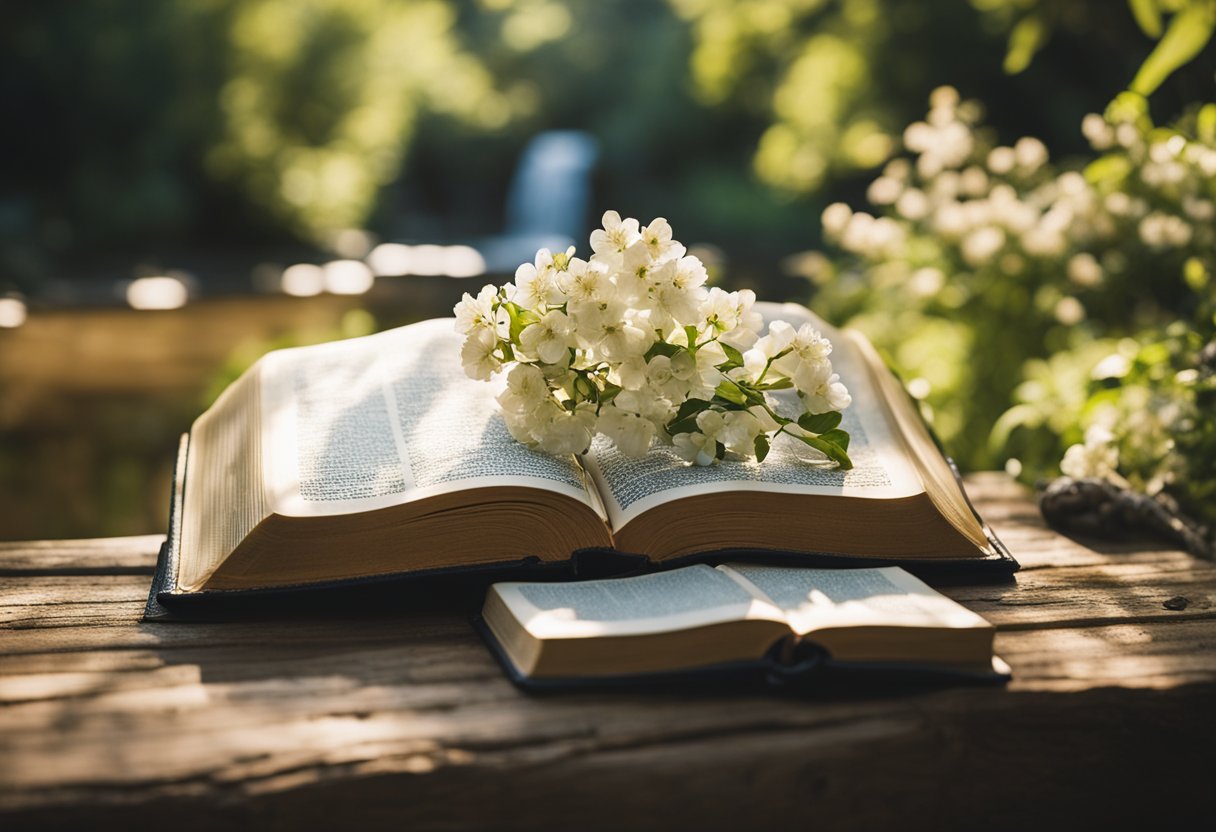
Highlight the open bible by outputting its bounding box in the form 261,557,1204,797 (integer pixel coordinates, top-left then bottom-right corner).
145,302,1016,617
478,564,1009,688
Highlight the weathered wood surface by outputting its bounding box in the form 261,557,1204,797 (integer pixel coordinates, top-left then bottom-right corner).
2,473,1214,831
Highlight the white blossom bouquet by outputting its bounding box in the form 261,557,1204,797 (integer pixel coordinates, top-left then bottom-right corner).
453,211,852,468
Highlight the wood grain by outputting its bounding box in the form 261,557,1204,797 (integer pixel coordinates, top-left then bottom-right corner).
1,474,1213,831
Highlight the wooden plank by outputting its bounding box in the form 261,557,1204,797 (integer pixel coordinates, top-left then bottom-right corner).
0,535,161,575
966,472,1204,570
4,540,1212,640
3,475,1214,829
0,622,1212,826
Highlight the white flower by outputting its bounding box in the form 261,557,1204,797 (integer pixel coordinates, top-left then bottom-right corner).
672,254,709,292
460,328,501,381
716,289,763,350
1014,137,1048,173
454,284,508,337
498,363,550,417
772,324,834,394
1060,427,1119,480
602,321,656,362
514,249,568,309
718,410,764,456
961,226,1006,266
645,354,691,401
615,387,675,424
519,310,575,364
456,208,850,468
559,257,613,304
615,356,649,391
640,217,680,261
987,146,1016,175
801,372,852,414
590,210,641,257
896,189,930,220
688,341,727,398
867,176,902,205
742,339,784,382
1081,113,1113,150
598,405,657,457
695,409,727,442
673,431,717,466
1067,253,1103,287
821,203,853,238
648,259,706,329
533,406,596,455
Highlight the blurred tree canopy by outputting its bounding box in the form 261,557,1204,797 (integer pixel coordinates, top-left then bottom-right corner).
1,0,512,272
2,0,1214,543
7,0,1209,288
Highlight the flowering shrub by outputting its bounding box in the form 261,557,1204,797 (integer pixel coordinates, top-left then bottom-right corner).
455,212,853,468
811,86,1216,533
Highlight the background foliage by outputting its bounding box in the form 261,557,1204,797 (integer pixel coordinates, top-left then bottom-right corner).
1,0,1213,537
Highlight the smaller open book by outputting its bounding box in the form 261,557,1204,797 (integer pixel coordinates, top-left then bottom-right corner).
479,564,1009,690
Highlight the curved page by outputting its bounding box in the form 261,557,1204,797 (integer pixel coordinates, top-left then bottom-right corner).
584,302,924,532
260,318,603,519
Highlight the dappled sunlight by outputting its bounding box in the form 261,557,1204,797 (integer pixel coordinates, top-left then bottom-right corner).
0,297,27,329
126,276,189,311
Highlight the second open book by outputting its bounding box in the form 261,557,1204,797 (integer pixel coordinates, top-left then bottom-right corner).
480,563,1009,685
147,302,1016,612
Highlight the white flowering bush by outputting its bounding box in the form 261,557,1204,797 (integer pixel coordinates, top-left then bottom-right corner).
810,87,1216,467
454,212,853,468
807,86,1216,544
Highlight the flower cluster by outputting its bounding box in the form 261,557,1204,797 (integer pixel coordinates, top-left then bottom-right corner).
454,212,852,467
820,87,1215,322
810,86,1216,473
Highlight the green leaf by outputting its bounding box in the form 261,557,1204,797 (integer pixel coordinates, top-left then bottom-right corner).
819,428,851,451
797,434,853,470
798,411,842,434
718,343,745,371
1198,103,1216,143
1104,90,1150,124
673,397,712,423
684,325,699,349
754,434,771,463
714,379,749,406
1083,153,1133,186
1130,3,1216,96
645,341,682,360
1184,257,1210,292
1004,15,1047,75
1129,0,1163,38
599,382,622,405
666,416,699,435
755,377,793,391
505,303,526,343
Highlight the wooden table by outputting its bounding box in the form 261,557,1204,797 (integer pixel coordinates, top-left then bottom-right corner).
3,474,1214,830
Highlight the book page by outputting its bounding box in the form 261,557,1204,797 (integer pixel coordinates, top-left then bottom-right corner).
719,563,990,636
494,564,787,639
259,318,603,518
584,302,924,531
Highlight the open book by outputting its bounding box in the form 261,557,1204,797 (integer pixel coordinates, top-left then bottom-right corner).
479,564,1010,687
146,302,1016,616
